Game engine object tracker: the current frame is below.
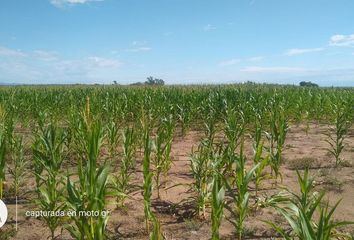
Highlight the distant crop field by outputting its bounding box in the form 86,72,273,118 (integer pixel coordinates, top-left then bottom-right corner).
0,84,353,240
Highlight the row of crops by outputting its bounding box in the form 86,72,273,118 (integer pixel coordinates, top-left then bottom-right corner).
0,84,353,239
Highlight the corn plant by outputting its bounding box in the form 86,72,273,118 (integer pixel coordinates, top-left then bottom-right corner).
253,110,263,150
251,114,270,196
0,132,6,200
325,103,351,167
252,141,269,197
223,107,244,172
8,135,27,198
32,123,67,239
152,116,175,199
143,125,154,233
266,105,288,182
149,214,164,240
190,140,213,219
66,120,110,240
224,140,260,240
176,103,191,136
211,170,225,240
262,168,354,239
111,127,137,208
224,107,244,152
122,126,138,170
106,120,120,161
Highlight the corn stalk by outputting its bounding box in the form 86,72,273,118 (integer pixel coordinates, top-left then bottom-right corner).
211,170,225,240
32,123,66,239
261,168,354,239
325,103,351,167
66,109,110,240
224,140,260,240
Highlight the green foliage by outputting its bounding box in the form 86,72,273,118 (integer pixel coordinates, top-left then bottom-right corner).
252,141,269,196
0,84,352,239
266,104,288,182
211,171,225,240
224,140,260,240
106,120,120,161
0,132,6,200
145,76,165,86
325,102,352,167
8,135,27,197
150,215,164,240
190,140,213,218
32,123,67,239
143,125,154,233
299,81,319,87
111,126,137,208
65,112,110,240
152,115,175,198
262,168,354,240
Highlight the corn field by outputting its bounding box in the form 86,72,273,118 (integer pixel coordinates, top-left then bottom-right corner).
0,84,353,240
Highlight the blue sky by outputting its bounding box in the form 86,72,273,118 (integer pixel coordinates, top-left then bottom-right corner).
0,0,354,86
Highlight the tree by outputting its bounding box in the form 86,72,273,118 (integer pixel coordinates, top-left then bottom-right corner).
145,76,165,86
299,81,318,87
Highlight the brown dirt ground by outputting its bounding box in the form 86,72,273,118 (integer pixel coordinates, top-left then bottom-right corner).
1,123,354,240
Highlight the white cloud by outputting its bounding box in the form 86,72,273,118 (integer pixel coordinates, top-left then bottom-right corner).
50,0,103,7
0,61,42,81
124,41,151,52
125,47,152,53
131,40,147,46
87,56,121,68
33,50,59,61
284,48,324,56
56,57,122,73
219,59,240,66
204,24,216,32
240,66,307,73
0,47,123,84
329,34,354,47
247,56,264,61
0,46,26,57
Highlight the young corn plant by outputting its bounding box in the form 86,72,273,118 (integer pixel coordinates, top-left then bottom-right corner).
149,214,164,240
223,107,244,172
266,106,288,182
211,170,225,240
122,126,138,170
252,141,269,197
8,135,27,198
0,131,6,200
0,104,8,200
325,103,351,167
111,127,137,208
66,121,110,240
188,99,218,218
152,116,175,199
224,140,260,240
32,123,67,239
106,120,120,161
190,140,213,219
253,111,263,150
143,126,154,233
224,107,244,153
252,112,270,196
176,104,191,137
262,168,354,240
